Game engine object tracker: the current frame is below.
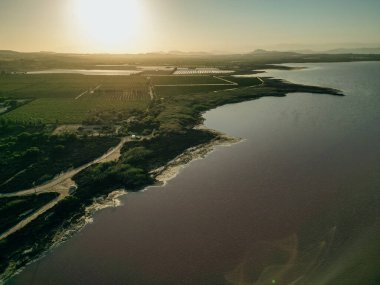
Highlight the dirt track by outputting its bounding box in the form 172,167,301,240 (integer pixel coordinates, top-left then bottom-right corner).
0,137,127,241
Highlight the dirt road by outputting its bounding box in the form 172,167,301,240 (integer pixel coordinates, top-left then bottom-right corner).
0,137,128,241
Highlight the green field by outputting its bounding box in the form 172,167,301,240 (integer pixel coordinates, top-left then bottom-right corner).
3,98,148,123
0,74,149,99
154,75,261,98
0,74,151,123
0,73,261,124
155,85,236,98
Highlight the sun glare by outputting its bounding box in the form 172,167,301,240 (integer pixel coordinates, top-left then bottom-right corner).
73,0,142,51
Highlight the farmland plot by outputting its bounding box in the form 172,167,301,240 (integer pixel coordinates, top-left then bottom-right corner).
1,74,150,123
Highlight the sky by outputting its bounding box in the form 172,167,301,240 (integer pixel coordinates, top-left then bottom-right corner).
0,0,380,53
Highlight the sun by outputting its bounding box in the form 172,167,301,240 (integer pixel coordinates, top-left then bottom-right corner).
72,0,142,51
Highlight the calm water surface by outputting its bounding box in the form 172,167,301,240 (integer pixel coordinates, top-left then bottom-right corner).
10,62,380,285
27,69,142,76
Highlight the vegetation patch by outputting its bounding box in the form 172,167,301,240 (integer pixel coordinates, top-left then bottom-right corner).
0,193,59,235
0,120,120,193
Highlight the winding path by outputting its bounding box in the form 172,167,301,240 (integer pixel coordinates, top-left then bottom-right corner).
0,137,128,241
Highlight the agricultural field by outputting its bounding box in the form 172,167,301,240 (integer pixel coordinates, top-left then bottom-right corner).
0,72,261,124
0,74,103,99
0,74,149,99
0,74,151,123
228,76,263,86
153,75,262,98
3,98,149,124
155,85,236,99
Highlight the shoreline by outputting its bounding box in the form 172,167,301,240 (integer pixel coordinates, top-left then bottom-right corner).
51,128,240,244
3,125,241,284
152,128,241,185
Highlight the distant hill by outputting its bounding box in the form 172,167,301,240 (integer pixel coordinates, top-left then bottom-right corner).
325,47,380,54
1,49,379,73
250,49,300,57
2,48,380,58
0,50,21,56
167,51,213,56
251,48,380,55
